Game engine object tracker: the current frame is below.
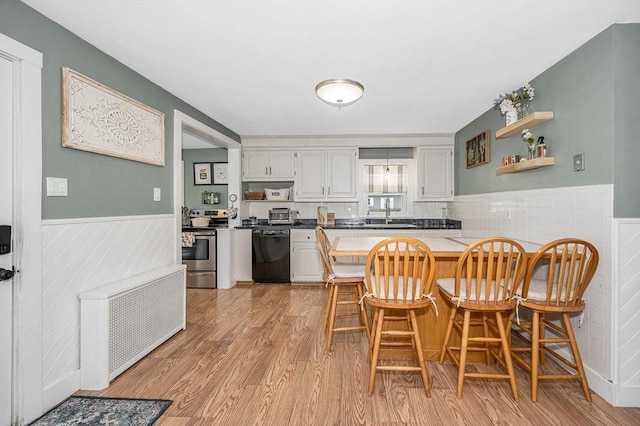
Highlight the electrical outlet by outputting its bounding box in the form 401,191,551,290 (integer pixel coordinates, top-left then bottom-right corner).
506,208,512,220
153,187,161,201
573,153,585,171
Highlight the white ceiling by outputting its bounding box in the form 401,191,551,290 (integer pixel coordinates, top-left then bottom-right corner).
23,0,640,138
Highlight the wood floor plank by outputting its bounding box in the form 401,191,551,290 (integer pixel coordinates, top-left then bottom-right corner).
76,285,640,425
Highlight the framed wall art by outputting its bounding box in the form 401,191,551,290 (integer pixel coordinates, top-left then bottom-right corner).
194,163,212,185
213,162,229,184
62,67,165,166
465,130,490,168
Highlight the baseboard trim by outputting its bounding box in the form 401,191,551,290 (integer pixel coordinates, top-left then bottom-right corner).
42,369,81,412
586,367,640,407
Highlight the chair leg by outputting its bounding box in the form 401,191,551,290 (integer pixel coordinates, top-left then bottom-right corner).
326,284,339,349
531,311,540,402
368,307,379,363
323,285,334,332
482,313,491,364
356,283,371,343
539,313,547,366
456,310,471,398
369,308,385,395
439,307,457,364
562,313,592,402
409,310,431,397
496,311,519,402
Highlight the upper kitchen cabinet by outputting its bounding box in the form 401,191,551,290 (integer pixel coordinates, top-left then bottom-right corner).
295,148,358,201
416,146,454,201
242,149,295,181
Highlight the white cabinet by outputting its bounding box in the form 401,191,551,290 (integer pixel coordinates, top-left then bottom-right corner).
290,229,323,283
417,147,453,201
294,148,358,201
242,149,295,181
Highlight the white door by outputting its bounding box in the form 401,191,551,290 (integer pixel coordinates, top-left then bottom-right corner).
0,54,15,426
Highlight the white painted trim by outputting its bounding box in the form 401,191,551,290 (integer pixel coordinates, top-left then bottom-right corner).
241,134,454,148
0,33,43,424
42,370,80,412
173,110,242,286
0,34,43,67
586,367,640,407
42,214,174,226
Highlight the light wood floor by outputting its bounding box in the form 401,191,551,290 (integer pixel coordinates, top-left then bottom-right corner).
78,285,639,425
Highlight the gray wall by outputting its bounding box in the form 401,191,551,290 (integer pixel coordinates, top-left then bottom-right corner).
612,24,640,218
182,148,229,210
0,0,240,219
455,24,639,218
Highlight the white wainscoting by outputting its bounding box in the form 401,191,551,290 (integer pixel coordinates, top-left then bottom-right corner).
611,218,640,406
451,185,640,406
41,214,177,407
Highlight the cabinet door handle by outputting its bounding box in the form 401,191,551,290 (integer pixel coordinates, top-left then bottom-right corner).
422,187,425,195
269,167,272,175
322,187,325,195
265,167,268,175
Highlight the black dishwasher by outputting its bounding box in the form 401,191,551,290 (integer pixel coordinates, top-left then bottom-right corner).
252,228,290,283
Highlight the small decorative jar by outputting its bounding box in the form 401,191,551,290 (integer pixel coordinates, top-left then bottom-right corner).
505,110,518,126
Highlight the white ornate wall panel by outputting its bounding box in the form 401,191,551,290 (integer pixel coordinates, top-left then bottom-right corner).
41,215,176,391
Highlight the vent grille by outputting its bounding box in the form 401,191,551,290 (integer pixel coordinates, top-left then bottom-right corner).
108,271,184,377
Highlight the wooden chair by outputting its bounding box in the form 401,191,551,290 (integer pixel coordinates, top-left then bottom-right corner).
509,238,599,402
438,237,527,400
364,237,437,396
315,227,370,349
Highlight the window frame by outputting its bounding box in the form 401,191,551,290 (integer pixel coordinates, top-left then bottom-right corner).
358,158,414,218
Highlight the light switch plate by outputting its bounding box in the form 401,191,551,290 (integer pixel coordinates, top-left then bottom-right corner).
573,153,585,171
153,187,161,201
46,177,68,196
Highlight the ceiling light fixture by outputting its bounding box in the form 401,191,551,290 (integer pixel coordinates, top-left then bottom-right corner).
315,79,364,108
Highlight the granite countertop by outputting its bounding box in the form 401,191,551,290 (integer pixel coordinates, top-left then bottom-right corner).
235,218,461,230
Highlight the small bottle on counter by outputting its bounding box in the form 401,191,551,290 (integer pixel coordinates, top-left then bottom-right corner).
365,210,371,224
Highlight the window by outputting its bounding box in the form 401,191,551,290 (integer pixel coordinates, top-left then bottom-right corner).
359,159,413,218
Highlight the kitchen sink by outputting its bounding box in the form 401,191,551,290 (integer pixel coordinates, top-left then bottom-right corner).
362,223,418,229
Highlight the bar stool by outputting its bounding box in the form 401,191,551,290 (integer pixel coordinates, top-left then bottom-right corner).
315,227,370,349
438,237,527,401
364,237,437,396
509,238,599,402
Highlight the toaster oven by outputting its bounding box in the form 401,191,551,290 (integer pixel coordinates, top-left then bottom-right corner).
268,208,299,225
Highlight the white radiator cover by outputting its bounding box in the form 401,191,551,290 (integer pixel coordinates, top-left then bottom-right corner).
79,265,186,390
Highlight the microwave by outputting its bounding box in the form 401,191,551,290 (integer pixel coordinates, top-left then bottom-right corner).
268,208,299,225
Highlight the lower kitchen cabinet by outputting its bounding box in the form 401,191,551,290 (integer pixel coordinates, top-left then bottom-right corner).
289,228,461,283
290,229,323,283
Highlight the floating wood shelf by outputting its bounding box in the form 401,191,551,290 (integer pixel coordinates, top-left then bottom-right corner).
496,157,555,174
496,111,554,139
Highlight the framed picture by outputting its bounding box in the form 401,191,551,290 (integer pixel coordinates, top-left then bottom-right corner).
213,162,229,184
194,163,212,185
465,130,490,168
62,67,165,166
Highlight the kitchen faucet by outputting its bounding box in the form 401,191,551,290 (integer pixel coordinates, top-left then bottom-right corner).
385,198,391,224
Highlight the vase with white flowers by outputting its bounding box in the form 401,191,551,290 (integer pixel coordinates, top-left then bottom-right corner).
494,91,522,126
522,128,536,159
520,83,535,118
